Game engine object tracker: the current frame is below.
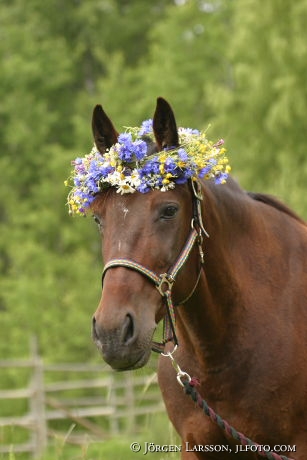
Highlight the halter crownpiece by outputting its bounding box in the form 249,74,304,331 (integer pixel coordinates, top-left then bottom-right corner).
65,119,230,215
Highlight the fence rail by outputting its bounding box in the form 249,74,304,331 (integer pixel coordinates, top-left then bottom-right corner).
0,340,164,458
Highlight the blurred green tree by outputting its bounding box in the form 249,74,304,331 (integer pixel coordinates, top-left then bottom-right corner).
0,0,172,360
207,0,307,214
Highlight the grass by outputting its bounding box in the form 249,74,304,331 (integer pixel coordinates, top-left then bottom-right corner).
1,413,181,460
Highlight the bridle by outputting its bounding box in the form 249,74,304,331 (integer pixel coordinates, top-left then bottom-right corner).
101,179,208,353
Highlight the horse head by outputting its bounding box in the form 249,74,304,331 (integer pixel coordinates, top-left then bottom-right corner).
91,99,201,370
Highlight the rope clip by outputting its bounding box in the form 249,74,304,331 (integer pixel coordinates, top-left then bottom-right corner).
161,345,191,387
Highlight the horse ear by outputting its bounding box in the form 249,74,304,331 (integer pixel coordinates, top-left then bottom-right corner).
92,105,119,155
153,97,179,150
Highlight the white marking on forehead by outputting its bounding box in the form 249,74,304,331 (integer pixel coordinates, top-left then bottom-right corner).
116,198,130,222
118,241,122,252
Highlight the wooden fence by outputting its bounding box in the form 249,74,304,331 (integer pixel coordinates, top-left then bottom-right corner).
0,340,165,458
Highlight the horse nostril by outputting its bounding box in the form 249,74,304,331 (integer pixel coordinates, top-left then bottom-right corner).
122,313,135,345
92,313,136,347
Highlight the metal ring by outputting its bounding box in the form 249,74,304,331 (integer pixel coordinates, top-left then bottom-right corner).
161,344,178,358
177,371,191,387
156,273,175,297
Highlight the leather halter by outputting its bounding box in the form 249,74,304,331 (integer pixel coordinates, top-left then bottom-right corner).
101,179,208,353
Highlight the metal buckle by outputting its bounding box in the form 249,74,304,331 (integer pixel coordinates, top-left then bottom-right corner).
156,273,175,296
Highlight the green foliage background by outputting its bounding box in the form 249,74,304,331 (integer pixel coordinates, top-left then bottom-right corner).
1,0,307,363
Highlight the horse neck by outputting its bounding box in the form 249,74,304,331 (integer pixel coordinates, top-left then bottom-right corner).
175,179,248,366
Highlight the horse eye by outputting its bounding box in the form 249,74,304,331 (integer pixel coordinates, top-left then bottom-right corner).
160,205,178,220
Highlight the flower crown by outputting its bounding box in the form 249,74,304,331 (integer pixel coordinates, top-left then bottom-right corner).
66,119,230,215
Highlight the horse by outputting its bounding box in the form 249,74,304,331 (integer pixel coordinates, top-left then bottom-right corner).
90,98,307,459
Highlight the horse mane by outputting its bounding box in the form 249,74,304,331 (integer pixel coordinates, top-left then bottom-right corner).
248,192,306,226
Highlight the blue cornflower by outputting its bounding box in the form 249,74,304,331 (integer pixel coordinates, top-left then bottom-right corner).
118,145,134,162
75,162,86,174
74,177,81,186
174,167,194,184
215,172,229,184
118,132,133,144
137,181,151,193
75,190,89,201
199,165,212,178
164,158,177,174
99,165,114,178
180,128,200,136
138,119,153,136
133,140,147,160
117,133,147,162
199,158,217,178
85,176,100,193
88,161,102,179
174,176,188,185
139,158,160,176
178,148,189,162
117,132,134,161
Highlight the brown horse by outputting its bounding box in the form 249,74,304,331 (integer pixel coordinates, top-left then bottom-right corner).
91,98,307,459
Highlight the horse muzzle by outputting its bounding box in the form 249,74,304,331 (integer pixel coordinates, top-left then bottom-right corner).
92,313,153,370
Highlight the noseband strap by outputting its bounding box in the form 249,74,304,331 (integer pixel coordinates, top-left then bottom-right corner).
101,179,207,353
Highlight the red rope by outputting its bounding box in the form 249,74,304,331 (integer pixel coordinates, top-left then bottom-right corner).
183,379,295,460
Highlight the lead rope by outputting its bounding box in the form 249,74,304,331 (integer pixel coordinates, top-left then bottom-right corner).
163,348,295,460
